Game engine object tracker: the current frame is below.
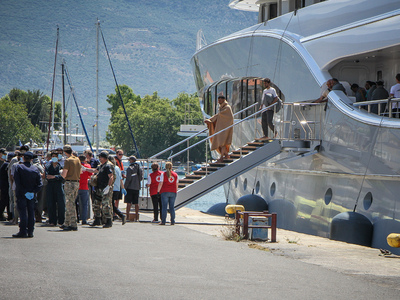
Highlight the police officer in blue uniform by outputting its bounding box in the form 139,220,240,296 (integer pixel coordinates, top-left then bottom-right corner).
12,151,43,238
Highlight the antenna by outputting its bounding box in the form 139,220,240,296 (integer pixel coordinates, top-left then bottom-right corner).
196,29,207,51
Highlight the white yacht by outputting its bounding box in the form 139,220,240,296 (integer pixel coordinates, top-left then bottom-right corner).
189,0,400,253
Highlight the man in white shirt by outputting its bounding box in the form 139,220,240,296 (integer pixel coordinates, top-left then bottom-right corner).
258,78,279,140
389,73,400,117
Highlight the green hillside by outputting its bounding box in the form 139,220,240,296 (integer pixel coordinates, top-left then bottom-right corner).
0,0,257,140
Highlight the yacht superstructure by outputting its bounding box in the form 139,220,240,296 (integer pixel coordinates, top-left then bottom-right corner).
190,0,400,253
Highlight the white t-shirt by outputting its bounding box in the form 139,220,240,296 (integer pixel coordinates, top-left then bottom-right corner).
261,87,278,109
390,83,400,109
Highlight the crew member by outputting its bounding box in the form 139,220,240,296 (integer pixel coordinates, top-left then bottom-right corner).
12,151,42,238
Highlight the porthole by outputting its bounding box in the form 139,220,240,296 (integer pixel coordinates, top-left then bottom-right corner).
243,178,247,190
363,192,373,210
270,182,276,197
324,188,332,205
255,181,260,194
235,177,238,188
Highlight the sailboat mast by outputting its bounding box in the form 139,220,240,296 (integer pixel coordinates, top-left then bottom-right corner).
46,26,59,152
62,61,67,145
96,19,100,155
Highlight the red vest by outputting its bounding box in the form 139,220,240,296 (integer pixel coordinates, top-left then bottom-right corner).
149,170,163,196
160,171,178,194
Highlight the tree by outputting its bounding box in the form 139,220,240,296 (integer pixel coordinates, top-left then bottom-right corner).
106,85,206,161
0,96,43,148
8,88,63,131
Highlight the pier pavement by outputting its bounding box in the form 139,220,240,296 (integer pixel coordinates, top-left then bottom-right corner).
0,208,399,299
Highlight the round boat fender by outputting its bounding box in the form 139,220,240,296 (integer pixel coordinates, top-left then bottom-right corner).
330,212,373,247
387,233,400,248
206,203,229,216
236,194,268,212
225,204,245,215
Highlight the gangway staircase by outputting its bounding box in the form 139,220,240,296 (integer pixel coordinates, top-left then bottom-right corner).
145,101,322,211
174,139,281,209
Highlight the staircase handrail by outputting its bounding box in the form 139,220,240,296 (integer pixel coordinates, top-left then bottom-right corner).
352,97,400,117
352,97,400,107
150,102,259,159
168,102,278,160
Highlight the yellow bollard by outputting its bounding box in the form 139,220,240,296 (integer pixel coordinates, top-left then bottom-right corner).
225,204,245,215
387,233,400,248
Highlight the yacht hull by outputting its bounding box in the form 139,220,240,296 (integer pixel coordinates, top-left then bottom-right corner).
191,1,400,253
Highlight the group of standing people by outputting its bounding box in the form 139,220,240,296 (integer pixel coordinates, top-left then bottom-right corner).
0,143,183,236
315,75,400,117
146,162,178,225
0,144,149,237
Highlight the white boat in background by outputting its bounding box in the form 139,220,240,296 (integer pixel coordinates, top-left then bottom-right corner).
190,0,400,253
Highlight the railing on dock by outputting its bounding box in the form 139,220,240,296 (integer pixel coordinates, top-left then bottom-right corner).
235,211,277,242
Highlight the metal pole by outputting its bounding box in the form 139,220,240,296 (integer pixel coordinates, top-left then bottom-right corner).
271,213,277,242
46,26,59,152
96,18,100,155
61,61,66,145
187,140,189,176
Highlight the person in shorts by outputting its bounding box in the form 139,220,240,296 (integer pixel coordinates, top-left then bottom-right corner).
124,156,142,222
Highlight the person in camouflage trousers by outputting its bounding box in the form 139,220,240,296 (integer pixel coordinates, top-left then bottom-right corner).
91,151,114,228
60,145,81,231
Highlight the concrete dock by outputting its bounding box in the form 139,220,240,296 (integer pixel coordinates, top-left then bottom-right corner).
0,208,399,299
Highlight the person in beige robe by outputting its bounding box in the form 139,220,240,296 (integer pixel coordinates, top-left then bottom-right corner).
204,95,234,162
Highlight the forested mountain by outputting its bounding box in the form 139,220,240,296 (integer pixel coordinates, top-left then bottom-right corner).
0,0,257,140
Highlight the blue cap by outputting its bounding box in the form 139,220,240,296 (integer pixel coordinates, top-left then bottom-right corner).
23,151,34,159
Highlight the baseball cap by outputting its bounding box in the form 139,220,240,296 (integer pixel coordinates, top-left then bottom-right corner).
23,151,34,159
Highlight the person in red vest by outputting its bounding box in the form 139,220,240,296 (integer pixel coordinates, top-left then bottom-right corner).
157,162,178,225
146,163,163,223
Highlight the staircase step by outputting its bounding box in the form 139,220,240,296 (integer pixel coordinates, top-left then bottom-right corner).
179,179,195,184
232,150,250,155
193,170,212,175
209,163,226,168
222,158,234,163
201,166,219,171
230,154,242,159
185,175,203,180
241,146,258,151
247,142,265,147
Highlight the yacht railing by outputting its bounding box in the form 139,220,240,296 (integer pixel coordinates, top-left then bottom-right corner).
353,97,400,117
150,102,258,159
168,102,325,161
168,103,278,160
276,102,325,141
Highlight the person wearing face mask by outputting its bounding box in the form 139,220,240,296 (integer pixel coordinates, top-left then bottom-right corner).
45,151,65,226
8,150,20,224
55,148,65,167
9,145,29,224
0,149,11,221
